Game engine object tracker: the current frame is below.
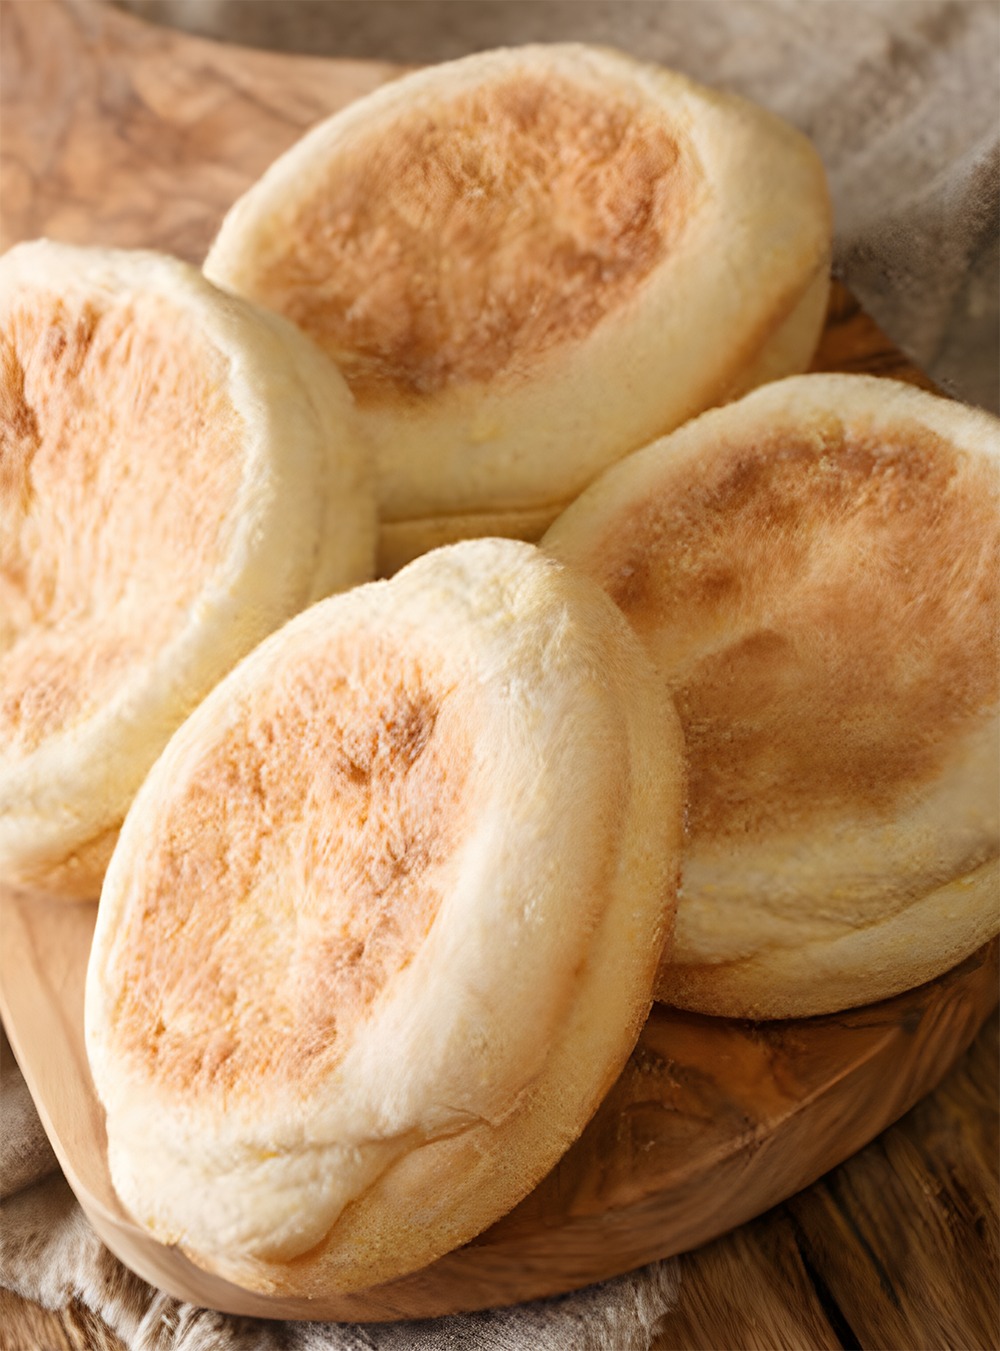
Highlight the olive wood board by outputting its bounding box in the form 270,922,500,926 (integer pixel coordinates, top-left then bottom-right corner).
0,0,989,1325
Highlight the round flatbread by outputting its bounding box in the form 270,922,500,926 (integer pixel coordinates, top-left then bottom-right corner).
0,240,375,898
544,374,1000,1017
85,538,684,1294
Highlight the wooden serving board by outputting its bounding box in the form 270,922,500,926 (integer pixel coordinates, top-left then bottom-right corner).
0,0,991,1325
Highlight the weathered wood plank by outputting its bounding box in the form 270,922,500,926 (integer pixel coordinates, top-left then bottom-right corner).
785,1012,1000,1351
647,1013,999,1351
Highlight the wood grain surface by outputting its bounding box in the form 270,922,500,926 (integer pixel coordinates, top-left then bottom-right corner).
1,0,997,1345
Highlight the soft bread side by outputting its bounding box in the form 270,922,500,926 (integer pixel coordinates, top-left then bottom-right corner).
668,857,1000,1020
85,539,684,1293
375,261,830,578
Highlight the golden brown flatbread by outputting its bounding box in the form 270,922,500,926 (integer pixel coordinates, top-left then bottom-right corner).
0,240,375,898
205,44,831,573
544,374,1000,1017
85,539,685,1293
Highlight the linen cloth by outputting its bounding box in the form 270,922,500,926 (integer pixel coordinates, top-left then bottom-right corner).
3,2,998,1348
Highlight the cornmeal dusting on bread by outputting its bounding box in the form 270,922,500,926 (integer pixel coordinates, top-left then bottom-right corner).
108,639,471,1098
603,420,999,843
251,72,693,403
0,292,243,749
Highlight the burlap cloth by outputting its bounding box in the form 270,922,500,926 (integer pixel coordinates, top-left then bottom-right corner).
2,3,997,1348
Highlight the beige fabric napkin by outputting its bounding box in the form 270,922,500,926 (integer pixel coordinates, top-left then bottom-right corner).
4,2,998,1347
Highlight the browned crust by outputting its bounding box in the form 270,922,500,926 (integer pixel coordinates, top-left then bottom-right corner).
247,70,696,405
0,289,242,749
106,637,472,1100
599,417,999,842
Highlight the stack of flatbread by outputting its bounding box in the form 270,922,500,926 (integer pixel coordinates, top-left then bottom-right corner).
1,44,996,1298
